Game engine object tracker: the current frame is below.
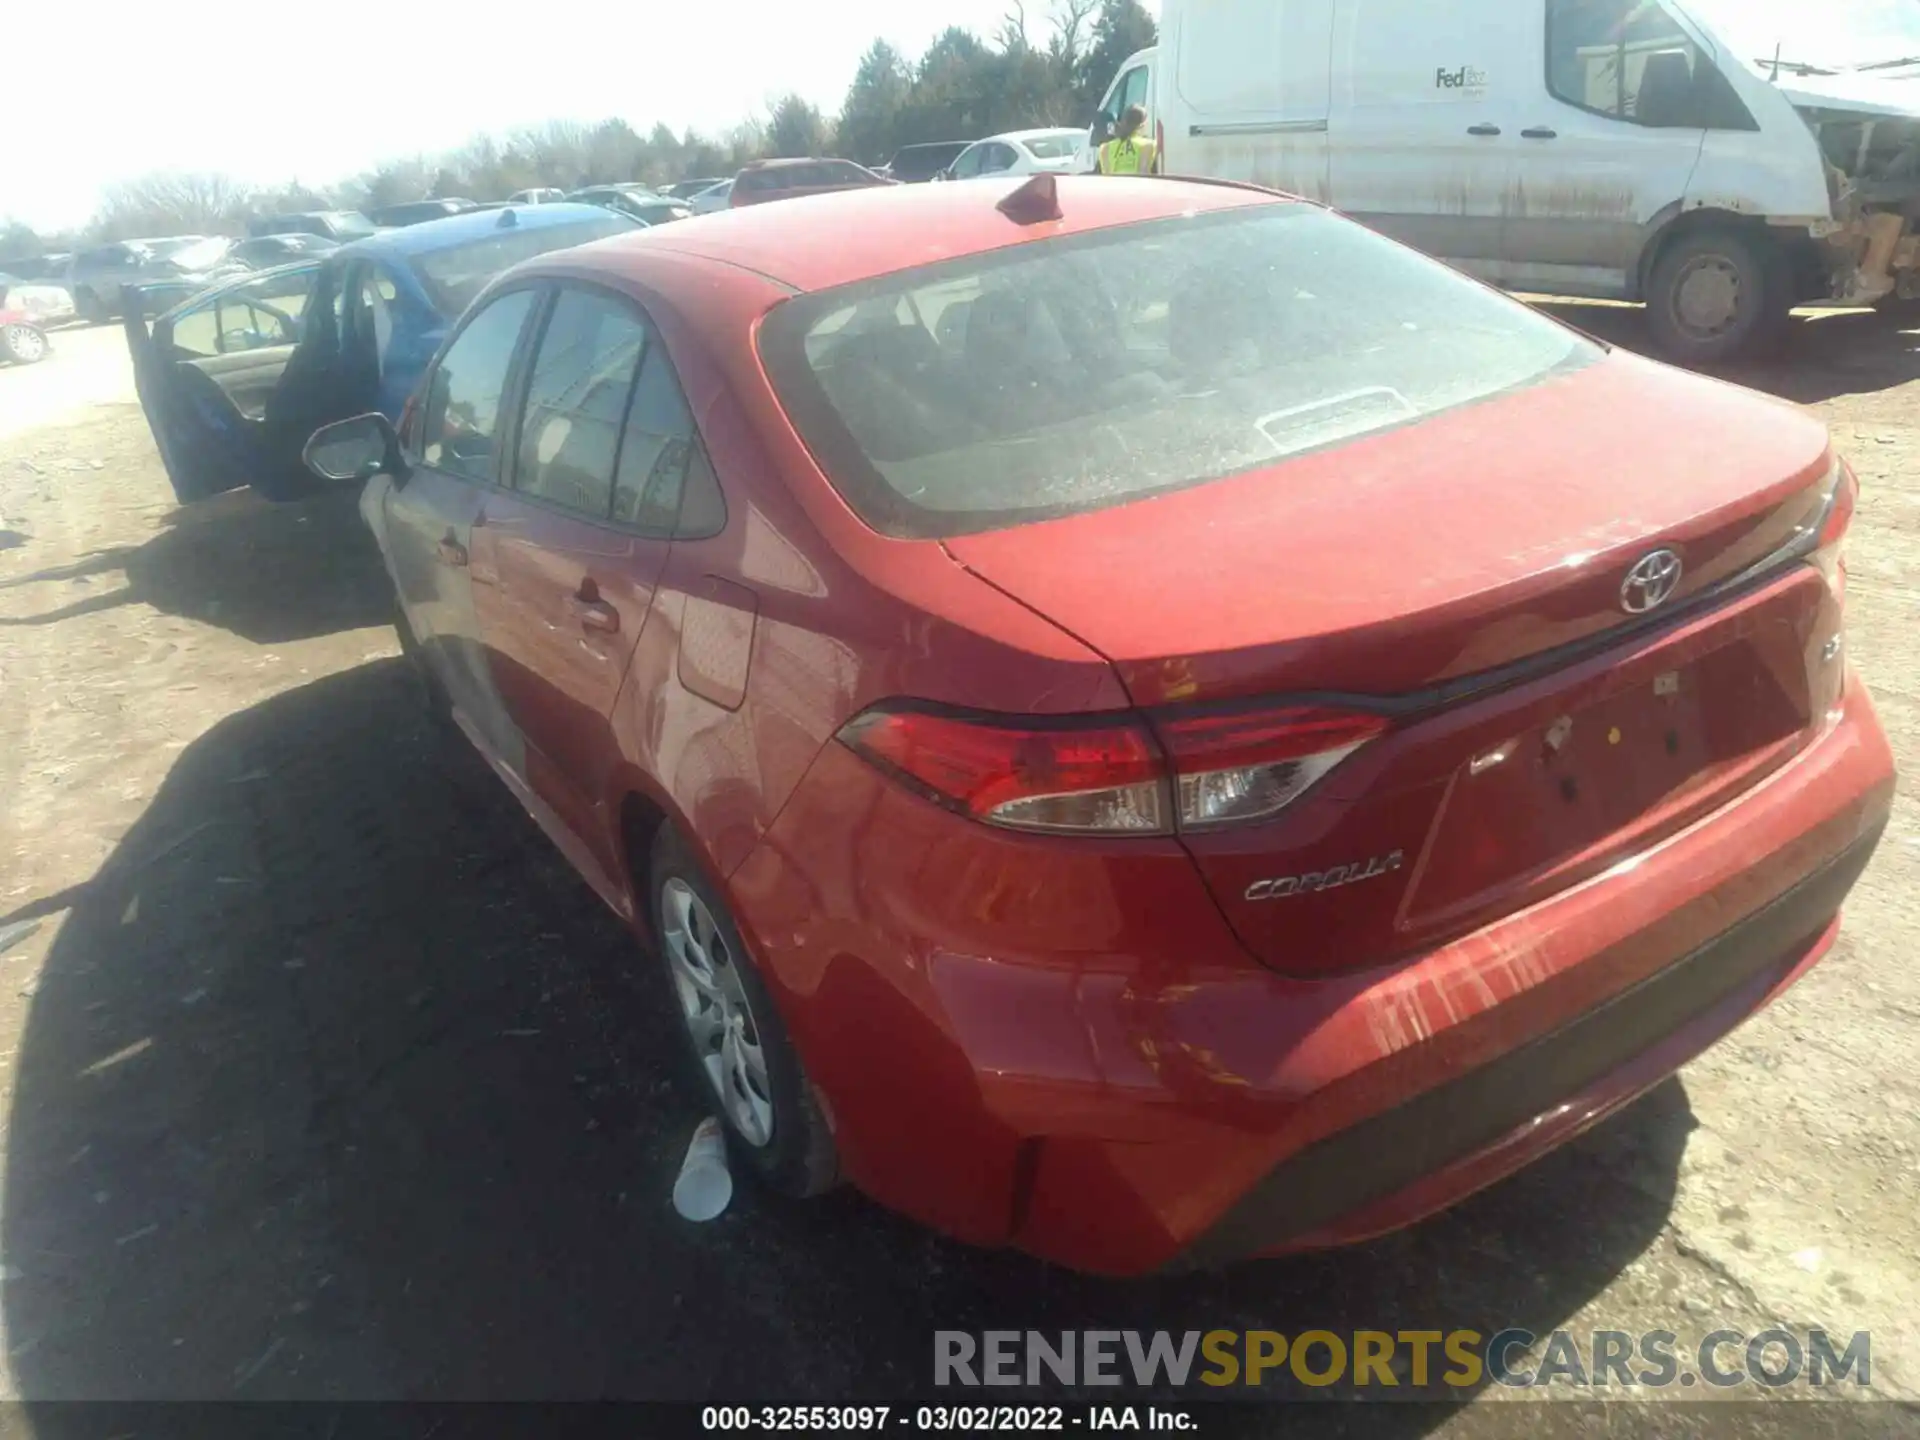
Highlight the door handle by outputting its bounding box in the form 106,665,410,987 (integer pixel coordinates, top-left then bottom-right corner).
435,534,468,568
1521,126,1558,140
1467,123,1502,137
567,595,620,634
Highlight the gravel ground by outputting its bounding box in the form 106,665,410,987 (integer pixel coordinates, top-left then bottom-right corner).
0,317,1916,1435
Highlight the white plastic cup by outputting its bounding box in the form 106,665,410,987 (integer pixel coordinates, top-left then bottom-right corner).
672,1116,733,1222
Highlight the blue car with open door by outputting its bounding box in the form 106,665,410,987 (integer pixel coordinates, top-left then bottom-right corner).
126,203,638,505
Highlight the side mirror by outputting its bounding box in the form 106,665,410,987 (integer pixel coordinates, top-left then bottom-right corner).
304,411,404,485
1090,117,1114,145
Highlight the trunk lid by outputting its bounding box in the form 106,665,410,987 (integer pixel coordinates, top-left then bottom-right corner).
946,353,1843,975
944,354,1831,706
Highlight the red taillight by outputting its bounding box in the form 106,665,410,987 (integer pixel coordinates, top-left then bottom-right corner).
1818,456,1857,548
837,701,1388,836
1157,705,1389,830
838,708,1166,835
1811,455,1857,604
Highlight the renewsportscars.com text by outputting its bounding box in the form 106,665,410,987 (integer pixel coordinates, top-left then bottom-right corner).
934,1329,1871,1393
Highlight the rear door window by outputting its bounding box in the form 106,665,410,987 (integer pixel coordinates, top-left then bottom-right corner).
512,288,649,518
611,330,704,531
417,288,539,483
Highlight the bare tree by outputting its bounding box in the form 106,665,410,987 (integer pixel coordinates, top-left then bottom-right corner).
1048,0,1098,73
92,173,254,239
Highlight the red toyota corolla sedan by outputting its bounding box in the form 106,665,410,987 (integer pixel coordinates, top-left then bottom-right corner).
304,174,1894,1276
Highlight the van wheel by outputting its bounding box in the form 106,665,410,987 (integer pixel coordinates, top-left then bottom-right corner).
1645,229,1791,364
649,825,838,1199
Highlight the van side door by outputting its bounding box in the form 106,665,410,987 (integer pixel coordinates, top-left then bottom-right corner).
1326,0,1526,284
1170,0,1333,199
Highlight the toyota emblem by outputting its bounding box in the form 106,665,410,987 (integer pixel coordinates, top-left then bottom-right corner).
1619,548,1683,615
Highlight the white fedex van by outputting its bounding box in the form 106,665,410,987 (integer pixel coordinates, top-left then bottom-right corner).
1080,47,1159,174
1152,0,1920,361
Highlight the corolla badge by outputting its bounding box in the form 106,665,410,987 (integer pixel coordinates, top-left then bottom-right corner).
1245,851,1405,902
1619,548,1683,615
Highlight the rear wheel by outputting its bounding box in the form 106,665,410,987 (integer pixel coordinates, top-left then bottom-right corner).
649,826,837,1198
1645,228,1792,365
1,324,47,365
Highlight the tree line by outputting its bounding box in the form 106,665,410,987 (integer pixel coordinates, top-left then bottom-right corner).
1,0,1154,256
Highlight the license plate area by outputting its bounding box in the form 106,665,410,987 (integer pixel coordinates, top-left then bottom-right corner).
1407,631,1809,924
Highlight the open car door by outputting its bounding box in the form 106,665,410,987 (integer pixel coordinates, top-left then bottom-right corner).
125,261,325,504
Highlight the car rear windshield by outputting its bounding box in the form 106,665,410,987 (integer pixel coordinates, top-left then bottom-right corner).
758,203,1599,539
1023,134,1080,159
412,216,635,315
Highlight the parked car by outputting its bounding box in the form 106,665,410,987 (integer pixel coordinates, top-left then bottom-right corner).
0,296,50,364
566,185,691,226
664,177,728,199
300,175,1892,1275
67,237,246,323
127,203,638,506
0,254,72,283
369,199,479,228
249,211,379,243
230,234,341,269
689,179,734,214
941,128,1094,181
0,271,76,328
1152,0,1920,362
508,188,568,205
881,140,970,182
1084,45,1156,175
730,157,895,207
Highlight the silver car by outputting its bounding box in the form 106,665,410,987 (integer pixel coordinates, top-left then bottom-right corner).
65,237,245,323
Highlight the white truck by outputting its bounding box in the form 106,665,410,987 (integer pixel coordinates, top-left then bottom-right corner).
1146,0,1920,361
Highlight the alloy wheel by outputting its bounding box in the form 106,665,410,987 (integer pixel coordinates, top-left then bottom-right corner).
661,877,775,1147
2,325,47,364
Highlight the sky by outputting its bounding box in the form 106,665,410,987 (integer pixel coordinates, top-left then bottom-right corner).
8,0,1124,233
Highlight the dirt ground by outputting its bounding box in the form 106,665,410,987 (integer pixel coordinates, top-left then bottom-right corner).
0,314,1917,1433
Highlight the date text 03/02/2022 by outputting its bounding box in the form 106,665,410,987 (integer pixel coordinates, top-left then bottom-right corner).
700,1406,1194,1431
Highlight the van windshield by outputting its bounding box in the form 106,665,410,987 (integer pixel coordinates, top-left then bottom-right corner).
1677,0,1920,72
760,203,1598,540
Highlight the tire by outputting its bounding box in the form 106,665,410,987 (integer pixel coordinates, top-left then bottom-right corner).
1645,227,1792,365
1,323,48,365
648,825,838,1199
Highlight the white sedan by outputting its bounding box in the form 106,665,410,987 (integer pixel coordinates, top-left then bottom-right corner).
940,128,1090,182
689,179,734,214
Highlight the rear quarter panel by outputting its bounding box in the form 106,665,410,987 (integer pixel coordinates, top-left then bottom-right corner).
581,250,1127,892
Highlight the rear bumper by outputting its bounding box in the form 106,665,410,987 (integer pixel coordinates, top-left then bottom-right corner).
1183,820,1877,1268
729,675,1894,1276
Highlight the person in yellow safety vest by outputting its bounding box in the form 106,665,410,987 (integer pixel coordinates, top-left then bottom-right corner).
1096,104,1159,176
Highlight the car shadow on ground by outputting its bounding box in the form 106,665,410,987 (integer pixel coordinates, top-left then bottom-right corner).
0,487,388,644
1528,299,1920,405
3,659,1700,1424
